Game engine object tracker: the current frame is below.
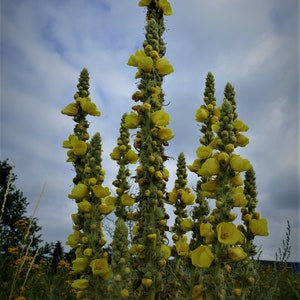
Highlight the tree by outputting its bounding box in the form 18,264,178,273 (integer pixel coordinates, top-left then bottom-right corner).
0,159,42,254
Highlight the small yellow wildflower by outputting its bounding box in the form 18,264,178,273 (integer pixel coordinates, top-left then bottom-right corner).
228,246,247,261
196,146,212,160
181,218,194,232
197,157,220,176
216,222,241,244
230,155,251,172
151,110,170,126
176,237,189,256
125,149,139,163
124,112,140,129
72,257,88,273
68,184,88,200
195,106,209,122
61,103,78,116
249,218,269,236
155,58,174,75
71,279,89,290
121,194,135,206
157,127,174,141
77,200,92,213
191,245,214,268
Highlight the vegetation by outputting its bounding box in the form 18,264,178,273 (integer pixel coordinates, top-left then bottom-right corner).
0,1,299,299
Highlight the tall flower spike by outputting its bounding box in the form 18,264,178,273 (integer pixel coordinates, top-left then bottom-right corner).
168,152,194,298
127,1,174,298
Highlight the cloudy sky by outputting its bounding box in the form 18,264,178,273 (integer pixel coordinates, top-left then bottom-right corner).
1,0,299,261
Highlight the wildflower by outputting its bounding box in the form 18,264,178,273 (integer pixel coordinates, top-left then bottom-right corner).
181,190,195,205
158,0,173,16
188,159,201,172
196,146,212,160
125,149,139,163
61,103,78,116
78,200,92,213
138,0,152,7
230,155,251,172
201,180,218,193
233,288,242,296
233,186,248,207
181,218,194,232
121,194,135,206
68,184,88,200
249,218,269,236
161,244,171,259
200,223,212,237
234,119,249,131
121,289,129,298
71,279,89,290
197,157,220,176
142,278,153,287
191,245,214,268
228,246,247,261
155,58,174,75
195,106,209,122
231,173,243,186
127,49,153,72
80,98,101,116
236,133,249,147
92,185,110,198
151,110,170,126
124,112,140,129
90,258,112,280
192,284,204,300
176,237,189,256
216,222,241,244
110,147,121,160
72,257,88,272
157,127,174,141
66,230,81,248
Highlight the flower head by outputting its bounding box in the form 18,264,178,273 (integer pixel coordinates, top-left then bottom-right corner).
121,194,135,206
71,279,89,290
249,218,269,236
124,112,140,129
61,103,78,116
72,257,88,272
176,237,189,256
228,246,247,261
191,245,214,268
230,155,251,172
68,184,88,200
90,258,112,280
216,222,241,244
155,58,174,75
197,157,220,176
151,110,170,126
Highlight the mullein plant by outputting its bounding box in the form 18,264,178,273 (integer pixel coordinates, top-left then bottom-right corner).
109,114,138,299
188,80,269,299
62,69,113,299
126,0,173,298
167,152,195,297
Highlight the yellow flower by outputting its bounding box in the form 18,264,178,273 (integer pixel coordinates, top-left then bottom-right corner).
83,248,93,257
90,258,112,280
191,245,214,268
231,173,243,186
158,0,173,16
181,190,195,205
98,197,116,214
192,285,204,300
195,107,209,122
62,134,78,148
234,119,249,131
176,237,189,256
138,0,152,7
157,127,174,141
230,155,251,172
197,157,220,176
72,257,88,272
142,278,153,287
110,146,121,160
78,200,92,213
124,112,140,129
161,244,171,259
218,151,230,163
155,58,174,75
228,246,247,261
249,218,269,236
196,146,212,160
66,230,81,248
181,218,194,232
200,223,212,237
68,184,88,200
125,149,139,163
233,186,248,207
121,289,129,298
216,222,241,244
127,49,153,72
80,98,101,116
71,279,89,290
201,180,218,193
72,141,88,156
188,159,201,172
92,185,110,198
61,103,78,116
121,194,135,206
151,110,170,126
236,133,249,147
